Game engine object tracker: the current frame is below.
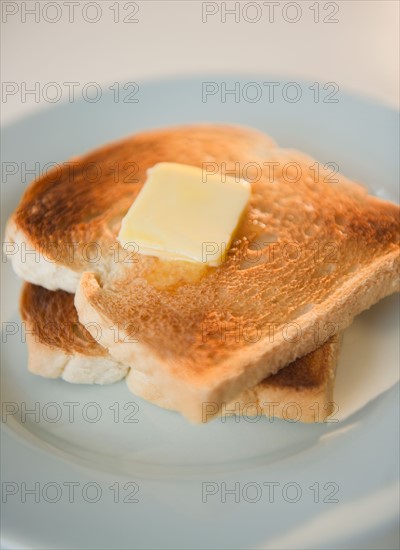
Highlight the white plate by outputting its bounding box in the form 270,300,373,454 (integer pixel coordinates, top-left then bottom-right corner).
1,76,399,550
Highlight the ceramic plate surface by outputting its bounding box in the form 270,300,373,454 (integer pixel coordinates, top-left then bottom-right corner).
1,76,399,550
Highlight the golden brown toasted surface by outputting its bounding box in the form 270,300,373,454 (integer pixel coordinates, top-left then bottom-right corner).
12,124,276,268
80,146,399,376
20,282,338,393
125,332,341,421
260,334,340,390
20,283,106,357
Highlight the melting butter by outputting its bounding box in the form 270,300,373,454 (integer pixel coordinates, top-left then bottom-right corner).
117,162,250,266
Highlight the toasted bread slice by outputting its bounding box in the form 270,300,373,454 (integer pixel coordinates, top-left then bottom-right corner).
6,125,277,292
75,153,399,421
126,337,341,422
20,283,128,384
20,282,340,422
6,125,399,421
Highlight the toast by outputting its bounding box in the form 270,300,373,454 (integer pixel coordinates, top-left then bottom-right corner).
19,283,128,384
5,125,276,292
6,124,399,421
20,282,340,422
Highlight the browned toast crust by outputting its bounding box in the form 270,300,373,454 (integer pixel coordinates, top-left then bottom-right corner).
11,125,276,272
20,282,337,389
20,283,106,357
20,282,340,421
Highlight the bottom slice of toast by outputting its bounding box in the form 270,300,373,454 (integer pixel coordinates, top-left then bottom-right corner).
20,283,341,422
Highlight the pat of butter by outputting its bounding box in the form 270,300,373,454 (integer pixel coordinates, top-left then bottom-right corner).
117,162,250,266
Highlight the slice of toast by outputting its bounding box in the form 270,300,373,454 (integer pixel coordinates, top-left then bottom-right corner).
74,150,399,422
20,283,128,384
6,125,277,292
20,283,341,422
126,338,341,422
6,125,399,421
